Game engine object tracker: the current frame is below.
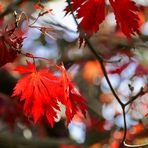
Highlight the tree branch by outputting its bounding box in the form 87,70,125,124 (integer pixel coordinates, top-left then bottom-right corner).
66,0,148,147
124,87,145,106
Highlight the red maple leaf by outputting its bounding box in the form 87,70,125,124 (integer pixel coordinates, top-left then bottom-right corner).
12,61,87,127
12,61,62,127
59,65,87,126
66,0,105,36
109,0,140,38
0,25,24,67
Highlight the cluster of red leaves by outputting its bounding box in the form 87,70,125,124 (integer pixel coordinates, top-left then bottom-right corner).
12,61,87,127
66,0,140,38
0,25,24,67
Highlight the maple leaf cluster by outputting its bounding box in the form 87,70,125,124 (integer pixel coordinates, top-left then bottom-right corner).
12,61,87,127
0,26,24,67
66,0,140,38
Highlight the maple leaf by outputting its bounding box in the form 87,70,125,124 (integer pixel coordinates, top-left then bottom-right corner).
109,0,140,38
66,0,105,36
0,26,24,67
12,61,62,127
12,61,87,127
59,65,87,126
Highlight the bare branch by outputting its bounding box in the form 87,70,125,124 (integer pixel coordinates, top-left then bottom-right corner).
124,141,148,148
124,87,146,106
66,0,148,147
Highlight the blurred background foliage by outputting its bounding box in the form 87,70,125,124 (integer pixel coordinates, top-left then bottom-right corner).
0,0,148,147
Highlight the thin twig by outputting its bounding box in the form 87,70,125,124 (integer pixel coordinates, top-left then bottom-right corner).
124,142,148,148
122,107,127,144
124,87,144,106
17,51,56,64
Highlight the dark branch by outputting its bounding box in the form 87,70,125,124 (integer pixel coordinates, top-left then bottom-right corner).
66,0,148,147
124,87,145,106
